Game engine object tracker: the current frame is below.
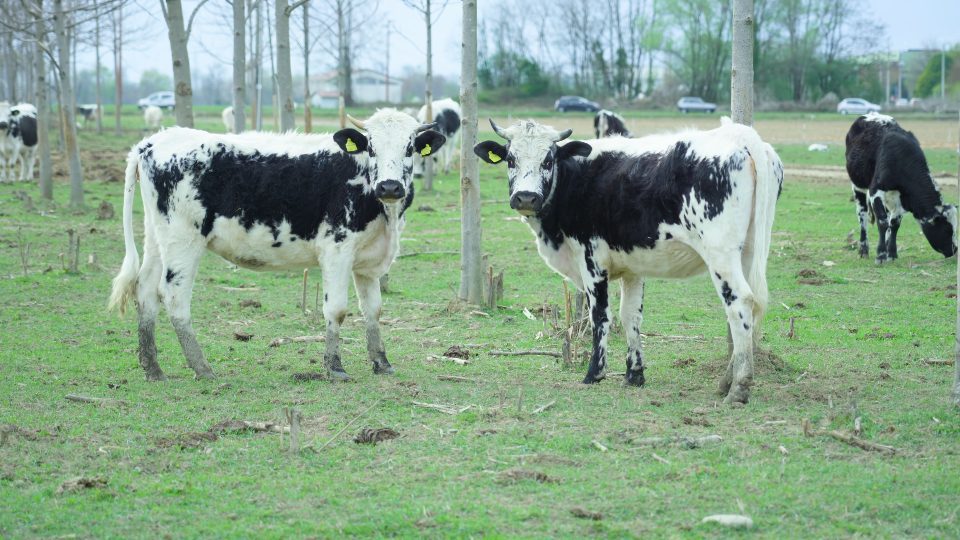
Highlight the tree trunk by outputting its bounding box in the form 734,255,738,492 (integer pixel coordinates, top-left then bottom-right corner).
54,0,83,210
731,0,754,126
113,5,123,136
336,0,350,107
164,0,195,128
303,1,311,133
275,0,295,132
458,0,482,304
422,0,434,191
232,0,246,133
95,4,103,134
34,0,53,200
954,109,960,408
254,0,263,130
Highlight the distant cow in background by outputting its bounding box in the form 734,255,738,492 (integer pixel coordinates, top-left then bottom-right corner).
415,98,460,175
77,104,99,128
0,101,37,182
222,106,235,133
845,112,957,262
143,105,163,131
593,109,631,138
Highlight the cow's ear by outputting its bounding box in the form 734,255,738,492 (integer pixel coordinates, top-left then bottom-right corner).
474,140,507,165
414,130,446,157
556,141,591,161
333,129,368,154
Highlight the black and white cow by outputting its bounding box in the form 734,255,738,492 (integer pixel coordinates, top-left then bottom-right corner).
11,103,38,181
0,101,18,182
109,109,446,381
475,118,783,404
593,109,631,138
845,112,957,262
415,98,461,175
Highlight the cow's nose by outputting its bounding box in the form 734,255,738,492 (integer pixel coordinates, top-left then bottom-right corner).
0,122,7,130
510,191,543,215
375,180,405,201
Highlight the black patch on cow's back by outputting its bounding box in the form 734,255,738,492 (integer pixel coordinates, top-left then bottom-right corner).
435,109,460,137
17,115,37,147
537,142,735,251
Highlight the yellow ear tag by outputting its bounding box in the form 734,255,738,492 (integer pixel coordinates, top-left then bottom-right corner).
488,151,502,163
421,144,432,157
345,138,358,152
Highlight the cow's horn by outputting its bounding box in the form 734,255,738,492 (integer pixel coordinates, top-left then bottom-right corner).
417,122,438,133
489,118,509,140
554,129,573,142
346,114,366,130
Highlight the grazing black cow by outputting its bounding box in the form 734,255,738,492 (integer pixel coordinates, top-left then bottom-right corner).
109,109,446,381
415,98,461,174
845,112,957,262
475,118,783,404
593,109,631,138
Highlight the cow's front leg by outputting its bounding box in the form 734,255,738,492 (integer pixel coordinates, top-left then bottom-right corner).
619,276,646,387
887,214,903,260
321,255,353,381
871,194,891,264
854,190,870,258
579,249,611,384
354,272,394,375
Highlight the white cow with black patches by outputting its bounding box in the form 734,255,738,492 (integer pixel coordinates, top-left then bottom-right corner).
109,108,446,382
475,118,783,404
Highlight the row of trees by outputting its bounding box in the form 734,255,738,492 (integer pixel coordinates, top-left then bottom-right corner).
478,0,890,105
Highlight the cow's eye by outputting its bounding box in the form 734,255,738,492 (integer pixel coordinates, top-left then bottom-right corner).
542,157,554,169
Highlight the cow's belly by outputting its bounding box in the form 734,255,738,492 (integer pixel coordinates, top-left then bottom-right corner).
206,217,319,270
610,240,707,279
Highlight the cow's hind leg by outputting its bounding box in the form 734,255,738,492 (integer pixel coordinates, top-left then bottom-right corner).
321,255,353,381
619,276,646,387
871,192,891,264
354,273,394,375
709,257,756,404
854,190,870,258
136,228,165,381
159,242,214,379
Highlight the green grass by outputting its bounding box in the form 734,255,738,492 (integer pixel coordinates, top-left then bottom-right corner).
1,120,959,538
772,143,958,174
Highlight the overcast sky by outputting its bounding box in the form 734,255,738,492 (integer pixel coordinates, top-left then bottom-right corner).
101,0,960,83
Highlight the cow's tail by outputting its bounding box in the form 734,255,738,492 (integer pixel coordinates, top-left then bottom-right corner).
108,150,141,315
746,138,783,345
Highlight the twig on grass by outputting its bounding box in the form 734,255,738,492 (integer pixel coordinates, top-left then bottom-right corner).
412,401,473,415
315,400,382,452
591,439,608,452
209,420,290,434
651,452,671,465
397,250,459,258
532,400,556,414
489,350,562,359
65,394,127,407
269,335,325,347
629,434,723,449
802,419,896,454
437,375,477,383
219,286,261,292
922,358,952,366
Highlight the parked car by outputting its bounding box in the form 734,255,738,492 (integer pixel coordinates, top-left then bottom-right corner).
554,96,600,113
676,96,717,113
837,98,881,115
138,91,176,111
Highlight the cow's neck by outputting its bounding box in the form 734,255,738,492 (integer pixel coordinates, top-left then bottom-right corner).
903,175,947,220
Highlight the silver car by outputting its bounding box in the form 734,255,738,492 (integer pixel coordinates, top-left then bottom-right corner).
137,91,176,111
676,96,717,113
837,98,881,115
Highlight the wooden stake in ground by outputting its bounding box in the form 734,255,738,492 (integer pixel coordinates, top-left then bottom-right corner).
17,227,30,277
65,394,127,407
300,268,308,313
65,229,79,273
284,407,302,453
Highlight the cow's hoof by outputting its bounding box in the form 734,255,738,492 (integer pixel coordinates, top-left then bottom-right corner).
193,369,216,380
717,373,733,396
581,372,605,384
373,363,395,375
145,371,167,382
875,256,889,265
328,369,352,382
858,249,869,259
624,371,645,387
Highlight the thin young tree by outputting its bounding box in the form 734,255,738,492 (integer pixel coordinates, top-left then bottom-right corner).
33,0,53,200
731,0,754,125
275,0,308,132
161,0,209,128
53,0,84,209
459,0,481,303
232,0,246,133
954,109,960,408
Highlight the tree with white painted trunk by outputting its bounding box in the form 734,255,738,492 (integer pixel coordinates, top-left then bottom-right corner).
731,0,754,126
275,0,308,132
232,0,246,133
403,0,447,192
459,0,482,303
53,0,84,209
160,0,209,128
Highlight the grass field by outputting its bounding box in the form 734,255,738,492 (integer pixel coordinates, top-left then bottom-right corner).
1,111,959,537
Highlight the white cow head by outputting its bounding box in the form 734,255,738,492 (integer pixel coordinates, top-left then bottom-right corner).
474,119,591,216
333,108,446,204
0,101,11,133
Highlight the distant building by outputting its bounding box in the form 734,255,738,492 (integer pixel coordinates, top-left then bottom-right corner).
310,69,402,108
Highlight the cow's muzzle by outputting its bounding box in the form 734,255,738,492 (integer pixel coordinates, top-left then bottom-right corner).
375,180,406,202
510,191,543,216
0,122,7,130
